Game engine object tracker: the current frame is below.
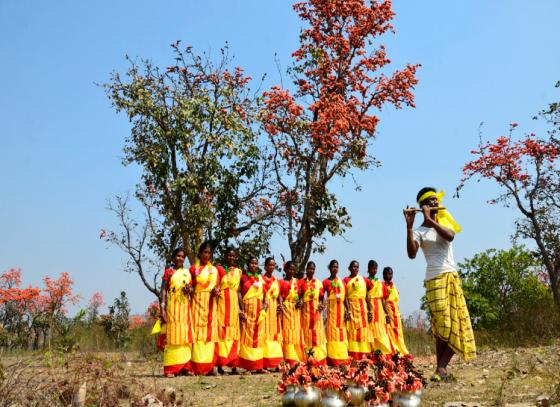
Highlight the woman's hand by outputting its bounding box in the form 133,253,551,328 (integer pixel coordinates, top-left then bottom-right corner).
160,305,167,324
367,310,373,322
385,315,391,325
239,310,246,321
318,303,325,312
212,286,220,297
295,299,303,309
344,310,350,321
277,303,283,314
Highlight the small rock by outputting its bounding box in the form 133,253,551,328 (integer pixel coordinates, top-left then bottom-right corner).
157,387,177,403
482,368,489,373
72,382,87,407
117,385,131,399
535,376,543,382
443,402,481,407
141,394,163,407
536,394,550,407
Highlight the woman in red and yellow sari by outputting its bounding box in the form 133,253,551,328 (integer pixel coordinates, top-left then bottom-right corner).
300,261,327,365
216,247,242,374
189,242,223,375
322,260,349,366
238,256,268,372
382,267,409,355
343,260,374,360
280,261,304,367
262,257,283,370
160,248,194,377
366,260,393,355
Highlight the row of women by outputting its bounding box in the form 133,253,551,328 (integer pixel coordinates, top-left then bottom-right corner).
157,242,409,377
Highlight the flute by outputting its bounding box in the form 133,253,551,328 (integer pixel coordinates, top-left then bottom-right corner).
403,206,446,213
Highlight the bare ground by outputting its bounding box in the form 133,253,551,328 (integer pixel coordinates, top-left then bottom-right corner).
127,342,560,406
1,342,559,406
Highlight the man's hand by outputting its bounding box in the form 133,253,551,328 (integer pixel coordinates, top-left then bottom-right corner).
403,207,416,229
421,205,435,224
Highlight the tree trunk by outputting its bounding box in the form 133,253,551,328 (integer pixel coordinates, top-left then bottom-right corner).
550,263,560,313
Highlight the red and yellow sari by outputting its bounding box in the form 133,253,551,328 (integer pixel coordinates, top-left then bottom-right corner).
162,267,193,376
344,275,372,359
217,266,242,368
190,262,222,375
262,275,283,369
367,278,393,354
280,278,305,366
383,281,409,355
323,277,348,366
238,274,266,371
300,278,327,365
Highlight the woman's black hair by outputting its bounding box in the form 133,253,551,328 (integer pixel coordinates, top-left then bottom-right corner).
416,187,436,205
264,257,275,265
172,247,185,259
224,246,237,256
328,259,338,268
197,241,213,258
368,260,378,269
283,260,294,271
382,266,393,276
348,260,359,269
306,261,316,269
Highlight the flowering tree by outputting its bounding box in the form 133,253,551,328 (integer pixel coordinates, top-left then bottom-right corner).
261,0,419,272
39,272,81,350
104,43,280,298
459,117,560,311
87,292,104,324
0,268,40,348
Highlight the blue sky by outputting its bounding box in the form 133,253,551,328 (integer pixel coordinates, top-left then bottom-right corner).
1,0,559,317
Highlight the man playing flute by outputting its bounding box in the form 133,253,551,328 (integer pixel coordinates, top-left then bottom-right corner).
404,187,476,382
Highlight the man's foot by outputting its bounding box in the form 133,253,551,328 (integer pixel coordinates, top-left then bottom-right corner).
430,371,456,383
217,366,225,375
229,367,238,375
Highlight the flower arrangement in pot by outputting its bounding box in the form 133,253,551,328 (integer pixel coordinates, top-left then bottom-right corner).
278,354,326,407
338,359,372,406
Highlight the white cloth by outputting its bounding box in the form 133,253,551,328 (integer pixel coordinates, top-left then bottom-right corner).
413,226,457,281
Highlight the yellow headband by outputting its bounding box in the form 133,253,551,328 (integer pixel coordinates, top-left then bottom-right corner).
416,190,461,233
417,190,444,206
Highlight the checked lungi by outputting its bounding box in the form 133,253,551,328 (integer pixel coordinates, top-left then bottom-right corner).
425,271,476,361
